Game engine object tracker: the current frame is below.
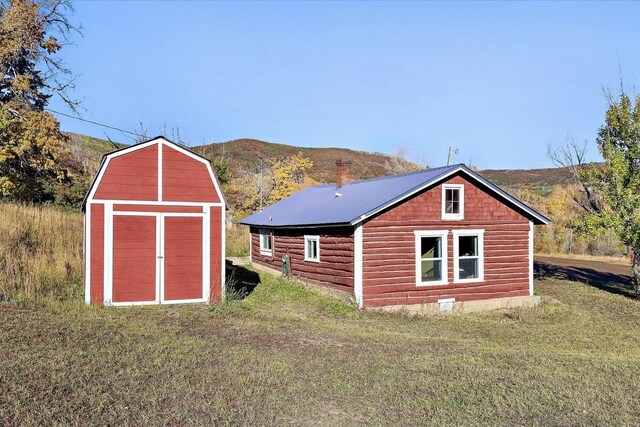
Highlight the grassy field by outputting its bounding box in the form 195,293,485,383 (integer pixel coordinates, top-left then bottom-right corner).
2,270,640,425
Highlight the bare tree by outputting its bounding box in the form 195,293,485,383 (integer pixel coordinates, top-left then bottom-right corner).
547,137,601,214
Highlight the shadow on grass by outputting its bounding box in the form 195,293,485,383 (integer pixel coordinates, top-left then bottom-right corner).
534,261,636,299
225,260,261,300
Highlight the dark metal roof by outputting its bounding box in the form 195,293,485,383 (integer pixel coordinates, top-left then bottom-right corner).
240,163,550,228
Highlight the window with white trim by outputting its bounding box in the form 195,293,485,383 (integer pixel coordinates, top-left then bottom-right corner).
414,231,448,286
259,229,272,255
304,235,320,262
442,184,464,220
453,229,484,282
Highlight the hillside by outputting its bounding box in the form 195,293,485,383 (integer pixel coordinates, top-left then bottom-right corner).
67,132,574,193
199,138,394,183
480,167,573,195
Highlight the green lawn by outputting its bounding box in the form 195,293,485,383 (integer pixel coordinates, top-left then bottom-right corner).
2,270,640,426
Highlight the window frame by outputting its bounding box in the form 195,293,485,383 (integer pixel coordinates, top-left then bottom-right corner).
304,235,320,263
414,230,449,287
259,229,272,256
442,184,464,220
452,229,485,283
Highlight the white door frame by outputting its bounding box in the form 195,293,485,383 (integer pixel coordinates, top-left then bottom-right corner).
105,210,208,306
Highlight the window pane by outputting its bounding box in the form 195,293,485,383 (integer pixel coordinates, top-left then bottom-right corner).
445,189,460,214
421,259,442,282
458,236,477,256
459,258,478,280
308,240,317,259
421,237,440,258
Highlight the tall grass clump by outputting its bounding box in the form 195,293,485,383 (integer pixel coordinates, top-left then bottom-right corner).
0,203,83,304
226,224,249,257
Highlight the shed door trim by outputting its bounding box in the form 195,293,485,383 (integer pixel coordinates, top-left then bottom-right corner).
105,210,209,306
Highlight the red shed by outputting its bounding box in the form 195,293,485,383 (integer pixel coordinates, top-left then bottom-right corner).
83,136,226,306
241,163,550,313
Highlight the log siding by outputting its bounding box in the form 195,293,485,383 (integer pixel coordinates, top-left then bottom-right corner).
250,226,355,292
362,173,531,308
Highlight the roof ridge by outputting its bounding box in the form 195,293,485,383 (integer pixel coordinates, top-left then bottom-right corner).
342,164,459,186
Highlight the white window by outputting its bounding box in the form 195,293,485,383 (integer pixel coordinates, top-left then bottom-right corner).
259,229,272,255
453,229,484,283
442,184,464,220
414,231,448,286
304,235,320,262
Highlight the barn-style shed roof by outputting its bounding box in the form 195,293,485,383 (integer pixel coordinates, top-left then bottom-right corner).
240,163,550,228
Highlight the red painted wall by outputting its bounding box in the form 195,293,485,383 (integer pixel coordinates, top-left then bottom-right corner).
250,226,355,291
94,145,158,201
362,173,531,308
162,145,220,203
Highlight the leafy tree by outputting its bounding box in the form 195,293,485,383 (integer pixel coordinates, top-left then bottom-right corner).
0,0,79,202
231,152,313,216
551,93,640,295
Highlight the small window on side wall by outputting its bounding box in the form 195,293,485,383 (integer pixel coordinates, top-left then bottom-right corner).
442,184,464,220
414,230,448,286
304,235,320,262
259,229,272,255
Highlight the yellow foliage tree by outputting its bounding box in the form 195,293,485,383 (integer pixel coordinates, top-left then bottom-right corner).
0,0,79,202
231,152,313,217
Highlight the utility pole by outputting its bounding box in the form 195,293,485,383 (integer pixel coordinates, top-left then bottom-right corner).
259,155,264,211
447,147,459,166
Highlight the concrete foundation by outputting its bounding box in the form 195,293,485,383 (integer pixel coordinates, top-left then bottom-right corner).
230,258,541,314
369,295,541,315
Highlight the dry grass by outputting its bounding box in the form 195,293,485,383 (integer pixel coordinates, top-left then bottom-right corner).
2,273,640,425
2,202,640,424
536,251,630,266
0,203,83,304
226,223,249,257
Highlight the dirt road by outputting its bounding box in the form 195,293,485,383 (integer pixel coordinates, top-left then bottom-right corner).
535,255,633,296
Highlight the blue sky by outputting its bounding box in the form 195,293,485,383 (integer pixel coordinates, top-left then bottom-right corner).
49,1,640,169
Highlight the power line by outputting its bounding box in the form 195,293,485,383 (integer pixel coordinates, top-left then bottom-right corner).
45,108,144,139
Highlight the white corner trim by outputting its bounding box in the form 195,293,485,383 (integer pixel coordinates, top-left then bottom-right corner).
303,235,320,263
220,206,226,302
84,205,91,305
203,206,211,304
354,222,363,309
442,183,464,221
529,221,534,296
248,226,253,263
103,202,114,305
158,140,163,201
414,230,449,286
452,229,485,283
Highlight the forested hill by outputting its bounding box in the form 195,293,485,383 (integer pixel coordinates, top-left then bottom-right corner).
68,132,572,190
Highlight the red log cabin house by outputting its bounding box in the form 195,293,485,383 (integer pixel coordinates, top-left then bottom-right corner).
241,163,550,312
83,136,226,306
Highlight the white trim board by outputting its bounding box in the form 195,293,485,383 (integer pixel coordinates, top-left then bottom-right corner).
353,222,363,309
103,211,212,306
529,221,534,296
